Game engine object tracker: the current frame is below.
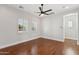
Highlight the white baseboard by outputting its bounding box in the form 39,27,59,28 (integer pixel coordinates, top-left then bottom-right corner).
41,35,64,42
0,36,41,49
2,35,78,49
0,35,78,49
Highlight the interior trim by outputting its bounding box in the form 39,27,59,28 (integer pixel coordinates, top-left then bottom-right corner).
0,36,41,49
1,35,78,49
41,35,64,42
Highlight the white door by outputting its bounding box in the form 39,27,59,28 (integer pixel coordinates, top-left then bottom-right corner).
63,13,78,40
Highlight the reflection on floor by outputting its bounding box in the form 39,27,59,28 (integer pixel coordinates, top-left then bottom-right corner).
0,38,78,55
64,39,77,55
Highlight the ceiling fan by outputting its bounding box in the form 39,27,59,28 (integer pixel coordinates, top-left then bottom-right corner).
36,4,55,16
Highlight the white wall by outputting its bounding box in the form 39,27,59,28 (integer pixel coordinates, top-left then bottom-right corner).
41,15,64,41
0,5,41,48
41,8,79,42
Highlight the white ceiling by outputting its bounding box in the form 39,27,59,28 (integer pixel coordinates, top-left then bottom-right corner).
8,4,79,17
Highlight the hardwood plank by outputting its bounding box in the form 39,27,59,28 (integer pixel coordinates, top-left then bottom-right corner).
0,38,78,55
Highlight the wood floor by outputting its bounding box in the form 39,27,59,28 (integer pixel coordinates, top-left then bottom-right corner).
0,38,79,55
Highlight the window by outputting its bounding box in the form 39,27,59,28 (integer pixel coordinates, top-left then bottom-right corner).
31,21,37,32
18,18,28,33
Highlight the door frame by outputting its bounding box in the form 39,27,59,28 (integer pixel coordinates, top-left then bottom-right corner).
63,12,78,41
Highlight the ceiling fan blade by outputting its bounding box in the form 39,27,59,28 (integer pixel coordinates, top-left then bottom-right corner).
44,9,52,12
44,12,55,15
49,12,55,14
39,7,42,11
39,13,41,16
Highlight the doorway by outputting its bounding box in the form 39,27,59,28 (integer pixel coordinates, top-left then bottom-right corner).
63,13,78,55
